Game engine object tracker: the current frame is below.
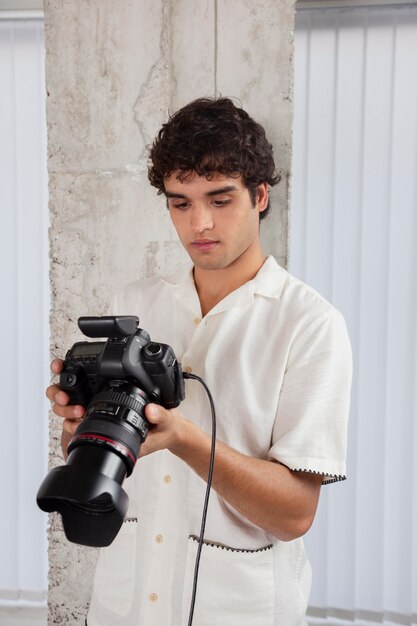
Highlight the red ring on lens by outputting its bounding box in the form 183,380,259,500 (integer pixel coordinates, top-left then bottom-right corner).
70,433,137,466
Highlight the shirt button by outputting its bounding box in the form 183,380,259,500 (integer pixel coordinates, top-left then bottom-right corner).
155,534,163,543
163,474,172,484
184,366,192,373
193,317,201,326
149,593,158,602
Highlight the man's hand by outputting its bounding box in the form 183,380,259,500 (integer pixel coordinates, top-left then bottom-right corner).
45,358,86,459
141,404,187,457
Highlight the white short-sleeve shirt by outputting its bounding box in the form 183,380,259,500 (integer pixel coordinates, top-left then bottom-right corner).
87,256,352,626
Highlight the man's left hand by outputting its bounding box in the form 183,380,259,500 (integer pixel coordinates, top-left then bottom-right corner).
141,403,187,457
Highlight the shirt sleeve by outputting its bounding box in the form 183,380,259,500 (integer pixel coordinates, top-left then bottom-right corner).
268,308,352,485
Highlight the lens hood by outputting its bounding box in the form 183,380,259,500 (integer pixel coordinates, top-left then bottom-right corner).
37,465,129,547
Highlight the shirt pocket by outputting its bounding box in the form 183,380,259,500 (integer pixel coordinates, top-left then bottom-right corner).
181,535,275,626
91,518,137,617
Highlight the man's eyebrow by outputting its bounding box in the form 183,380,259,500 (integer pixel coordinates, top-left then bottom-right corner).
165,191,187,199
164,185,239,199
206,185,238,196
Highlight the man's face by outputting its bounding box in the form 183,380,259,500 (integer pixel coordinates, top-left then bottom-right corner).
164,172,268,272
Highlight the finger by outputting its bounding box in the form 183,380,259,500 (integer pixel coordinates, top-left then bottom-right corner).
145,404,178,426
46,384,60,402
53,404,85,419
62,417,83,436
145,403,161,425
50,358,64,375
46,384,69,405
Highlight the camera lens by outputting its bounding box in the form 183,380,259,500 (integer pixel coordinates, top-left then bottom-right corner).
37,382,151,547
68,383,150,475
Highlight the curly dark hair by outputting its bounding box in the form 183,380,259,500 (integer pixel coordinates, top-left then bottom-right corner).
148,97,280,220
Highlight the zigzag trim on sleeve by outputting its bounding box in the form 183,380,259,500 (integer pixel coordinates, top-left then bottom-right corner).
291,468,346,485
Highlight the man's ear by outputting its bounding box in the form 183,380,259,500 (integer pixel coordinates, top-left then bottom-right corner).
256,183,269,213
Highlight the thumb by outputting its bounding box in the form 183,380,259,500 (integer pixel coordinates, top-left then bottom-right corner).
145,403,162,424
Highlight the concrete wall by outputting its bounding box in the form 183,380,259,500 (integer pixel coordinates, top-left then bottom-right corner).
44,0,295,622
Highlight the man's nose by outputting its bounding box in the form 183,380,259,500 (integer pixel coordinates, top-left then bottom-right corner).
190,204,214,233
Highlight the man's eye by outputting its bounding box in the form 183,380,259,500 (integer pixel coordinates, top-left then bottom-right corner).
173,202,189,210
212,199,231,208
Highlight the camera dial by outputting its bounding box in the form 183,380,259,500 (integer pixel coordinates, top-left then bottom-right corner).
144,342,162,356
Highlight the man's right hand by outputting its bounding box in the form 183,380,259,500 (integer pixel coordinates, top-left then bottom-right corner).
46,358,86,459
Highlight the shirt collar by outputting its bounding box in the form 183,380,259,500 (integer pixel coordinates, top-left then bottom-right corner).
166,255,288,317
251,255,288,299
164,265,201,316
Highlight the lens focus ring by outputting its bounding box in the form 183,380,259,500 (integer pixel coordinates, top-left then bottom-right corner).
93,390,147,415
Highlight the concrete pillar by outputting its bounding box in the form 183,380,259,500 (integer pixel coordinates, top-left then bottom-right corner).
44,0,295,622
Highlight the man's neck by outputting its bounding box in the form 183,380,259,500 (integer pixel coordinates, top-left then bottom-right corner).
193,250,267,317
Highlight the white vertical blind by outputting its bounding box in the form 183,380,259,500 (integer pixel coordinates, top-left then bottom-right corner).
0,17,48,610
292,4,417,625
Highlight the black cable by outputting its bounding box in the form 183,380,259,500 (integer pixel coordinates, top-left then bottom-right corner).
183,372,216,626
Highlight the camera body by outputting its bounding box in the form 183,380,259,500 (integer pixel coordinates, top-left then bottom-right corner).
37,315,185,547
61,315,184,413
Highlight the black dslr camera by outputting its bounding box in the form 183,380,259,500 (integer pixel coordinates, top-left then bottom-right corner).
37,316,185,547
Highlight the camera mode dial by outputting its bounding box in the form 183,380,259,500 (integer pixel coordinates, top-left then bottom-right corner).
144,342,162,357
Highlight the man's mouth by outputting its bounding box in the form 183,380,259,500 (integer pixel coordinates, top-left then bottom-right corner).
190,239,219,251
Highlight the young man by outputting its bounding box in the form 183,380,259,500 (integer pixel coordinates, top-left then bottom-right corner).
48,98,352,625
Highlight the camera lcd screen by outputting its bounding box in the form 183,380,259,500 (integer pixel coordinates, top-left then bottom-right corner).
72,343,104,357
